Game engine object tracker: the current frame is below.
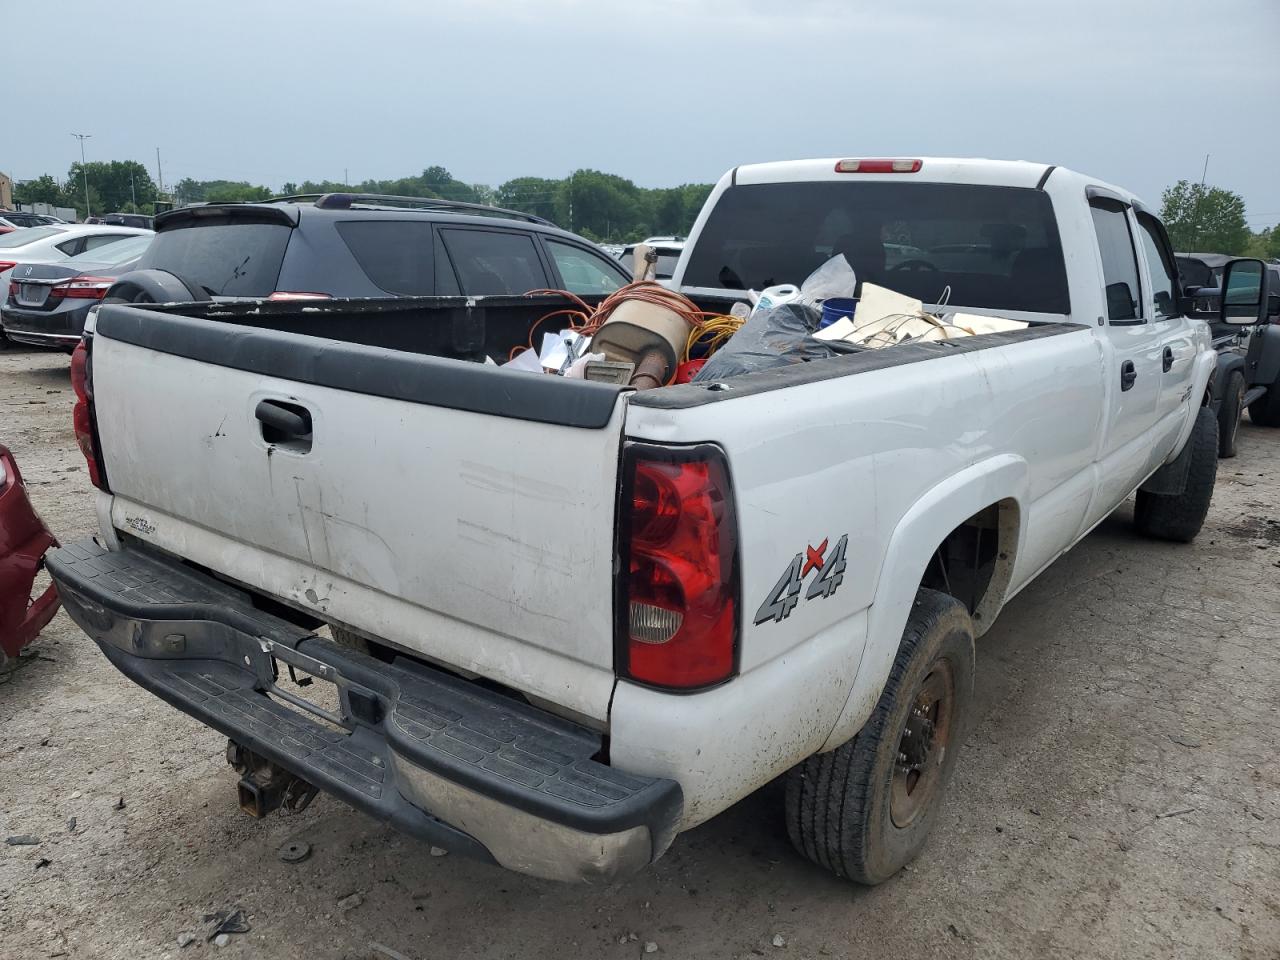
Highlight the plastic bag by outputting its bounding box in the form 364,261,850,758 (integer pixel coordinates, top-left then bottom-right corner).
692,302,836,381
798,254,856,304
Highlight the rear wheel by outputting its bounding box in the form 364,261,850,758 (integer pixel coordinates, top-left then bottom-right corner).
784,589,974,884
1134,406,1218,543
1218,371,1245,458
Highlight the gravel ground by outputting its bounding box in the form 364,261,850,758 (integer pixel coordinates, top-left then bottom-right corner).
1,346,1277,960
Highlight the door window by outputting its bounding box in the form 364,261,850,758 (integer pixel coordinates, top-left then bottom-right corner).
438,229,547,295
1090,201,1143,323
1136,215,1178,319
544,239,627,293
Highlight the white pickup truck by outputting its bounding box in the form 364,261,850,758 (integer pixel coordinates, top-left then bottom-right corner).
49,158,1274,885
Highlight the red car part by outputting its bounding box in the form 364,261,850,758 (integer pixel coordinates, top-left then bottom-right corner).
0,444,60,661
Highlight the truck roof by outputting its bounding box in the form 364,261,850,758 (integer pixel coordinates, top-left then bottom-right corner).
729,157,1144,208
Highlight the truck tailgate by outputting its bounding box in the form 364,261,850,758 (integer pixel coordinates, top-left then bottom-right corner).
90,308,628,721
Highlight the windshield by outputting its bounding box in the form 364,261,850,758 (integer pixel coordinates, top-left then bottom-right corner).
63,234,153,267
136,222,290,296
682,181,1070,314
0,226,64,247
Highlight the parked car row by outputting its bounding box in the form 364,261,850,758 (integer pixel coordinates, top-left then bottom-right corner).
0,210,67,233
1,194,645,350
0,224,153,348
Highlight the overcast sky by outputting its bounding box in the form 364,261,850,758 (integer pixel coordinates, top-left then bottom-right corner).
11,0,1280,228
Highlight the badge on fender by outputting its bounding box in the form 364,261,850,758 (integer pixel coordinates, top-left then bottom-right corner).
754,534,848,624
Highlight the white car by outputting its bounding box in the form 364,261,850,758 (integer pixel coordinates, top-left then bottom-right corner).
51,157,1255,887
0,224,154,296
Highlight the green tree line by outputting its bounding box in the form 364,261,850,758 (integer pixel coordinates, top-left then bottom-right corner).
1160,179,1279,259
13,160,712,242
14,160,1277,257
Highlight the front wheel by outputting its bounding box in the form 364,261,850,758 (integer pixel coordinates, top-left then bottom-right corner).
784,589,975,884
1134,406,1218,543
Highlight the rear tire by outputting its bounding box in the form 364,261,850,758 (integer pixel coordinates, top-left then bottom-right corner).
1134,406,1218,543
784,589,975,884
1218,371,1245,458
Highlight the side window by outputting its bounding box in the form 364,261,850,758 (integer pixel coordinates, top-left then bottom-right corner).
544,239,626,294
1135,215,1178,319
438,229,547,296
1089,201,1143,323
55,238,84,256
335,220,435,295
82,234,127,253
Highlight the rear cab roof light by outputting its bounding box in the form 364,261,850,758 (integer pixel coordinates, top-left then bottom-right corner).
834,158,922,174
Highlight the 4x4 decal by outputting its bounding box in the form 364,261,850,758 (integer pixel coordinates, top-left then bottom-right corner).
754,534,848,624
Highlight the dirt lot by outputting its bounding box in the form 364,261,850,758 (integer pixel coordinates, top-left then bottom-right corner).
1,345,1277,960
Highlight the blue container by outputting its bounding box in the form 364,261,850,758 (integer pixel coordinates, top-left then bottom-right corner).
820,297,857,329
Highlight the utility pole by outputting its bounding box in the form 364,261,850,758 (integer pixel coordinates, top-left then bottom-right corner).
71,133,92,219
344,168,349,186
130,170,137,211
1191,153,1211,251
155,147,164,195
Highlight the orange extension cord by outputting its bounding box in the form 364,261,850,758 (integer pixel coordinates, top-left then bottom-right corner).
512,281,737,363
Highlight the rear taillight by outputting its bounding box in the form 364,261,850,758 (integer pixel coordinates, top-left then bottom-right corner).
0,261,16,273
70,340,108,490
617,444,739,690
834,158,922,173
6,281,16,298
50,276,114,300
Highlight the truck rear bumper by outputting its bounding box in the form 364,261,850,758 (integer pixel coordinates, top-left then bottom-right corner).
46,539,682,882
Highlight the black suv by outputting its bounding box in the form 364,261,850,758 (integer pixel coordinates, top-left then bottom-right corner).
108,194,629,303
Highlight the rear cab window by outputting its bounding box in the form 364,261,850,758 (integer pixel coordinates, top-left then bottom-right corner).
136,220,290,296
681,181,1070,314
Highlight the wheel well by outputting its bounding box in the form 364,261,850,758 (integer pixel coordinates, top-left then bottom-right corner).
919,499,1019,636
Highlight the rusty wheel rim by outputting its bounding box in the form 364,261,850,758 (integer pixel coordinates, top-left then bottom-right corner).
890,660,956,829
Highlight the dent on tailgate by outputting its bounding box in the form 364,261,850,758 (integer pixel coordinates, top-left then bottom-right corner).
0,445,60,661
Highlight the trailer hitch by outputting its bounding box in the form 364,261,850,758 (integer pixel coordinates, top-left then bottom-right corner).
226,741,319,818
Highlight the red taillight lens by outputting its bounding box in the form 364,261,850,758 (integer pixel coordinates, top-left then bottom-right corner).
50,276,113,300
617,445,738,690
0,261,17,272
834,158,922,173
7,281,16,298
70,341,107,490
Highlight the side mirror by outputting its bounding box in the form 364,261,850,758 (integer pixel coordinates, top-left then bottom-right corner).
1105,281,1137,321
1219,258,1271,325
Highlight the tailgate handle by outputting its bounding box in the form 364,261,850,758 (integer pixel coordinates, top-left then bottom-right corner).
255,399,313,448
